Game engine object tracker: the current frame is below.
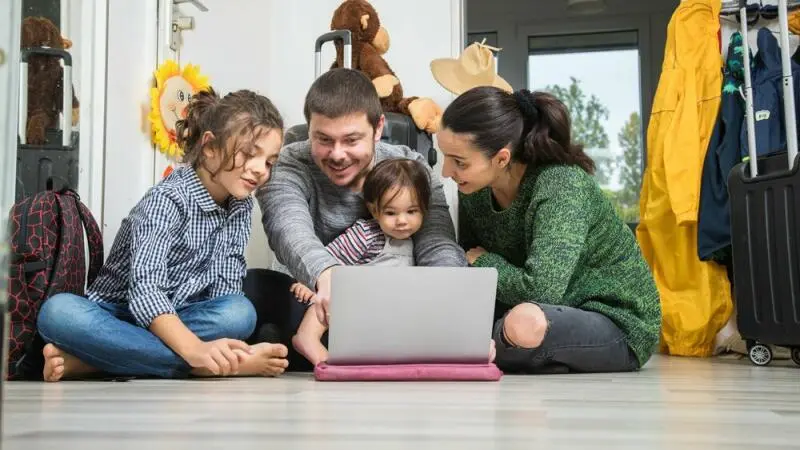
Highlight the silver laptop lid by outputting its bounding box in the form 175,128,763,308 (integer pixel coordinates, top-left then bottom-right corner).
326,266,498,365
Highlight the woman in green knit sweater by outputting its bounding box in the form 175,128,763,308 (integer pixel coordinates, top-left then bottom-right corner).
437,86,661,373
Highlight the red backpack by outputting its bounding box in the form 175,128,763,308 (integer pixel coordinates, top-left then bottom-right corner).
6,189,104,380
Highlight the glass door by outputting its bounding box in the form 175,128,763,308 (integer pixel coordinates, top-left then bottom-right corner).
1,0,23,439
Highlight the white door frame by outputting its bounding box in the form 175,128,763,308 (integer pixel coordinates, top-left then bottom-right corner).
77,0,110,218
0,2,22,218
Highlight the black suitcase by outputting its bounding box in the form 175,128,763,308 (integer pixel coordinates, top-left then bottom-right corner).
727,0,800,366
16,47,80,202
284,30,437,167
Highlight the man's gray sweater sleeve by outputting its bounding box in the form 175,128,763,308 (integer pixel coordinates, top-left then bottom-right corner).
410,153,469,268
257,152,339,288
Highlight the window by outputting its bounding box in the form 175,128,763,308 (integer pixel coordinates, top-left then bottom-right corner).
528,31,643,223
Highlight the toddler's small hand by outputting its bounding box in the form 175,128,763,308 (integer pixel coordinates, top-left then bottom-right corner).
290,282,316,304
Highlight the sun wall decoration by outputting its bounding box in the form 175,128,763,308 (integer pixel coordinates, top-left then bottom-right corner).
149,59,210,161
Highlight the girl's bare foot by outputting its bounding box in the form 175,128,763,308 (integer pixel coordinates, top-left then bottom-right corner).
292,332,329,367
236,342,289,377
42,343,97,382
190,343,289,378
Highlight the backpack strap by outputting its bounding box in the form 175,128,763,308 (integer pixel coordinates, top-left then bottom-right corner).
73,195,104,286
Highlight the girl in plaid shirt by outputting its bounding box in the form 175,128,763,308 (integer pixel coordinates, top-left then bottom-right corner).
289,158,431,366
37,88,289,381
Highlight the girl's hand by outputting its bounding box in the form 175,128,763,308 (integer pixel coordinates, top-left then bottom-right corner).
466,247,487,265
184,338,252,376
290,282,316,304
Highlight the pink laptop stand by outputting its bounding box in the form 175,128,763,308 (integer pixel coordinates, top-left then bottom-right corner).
314,362,503,381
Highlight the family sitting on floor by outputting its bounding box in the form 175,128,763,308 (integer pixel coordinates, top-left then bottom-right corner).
35,66,661,382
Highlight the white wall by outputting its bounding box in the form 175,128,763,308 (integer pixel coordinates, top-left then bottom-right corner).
105,0,463,268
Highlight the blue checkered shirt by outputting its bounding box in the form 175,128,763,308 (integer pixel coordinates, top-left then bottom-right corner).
87,166,253,328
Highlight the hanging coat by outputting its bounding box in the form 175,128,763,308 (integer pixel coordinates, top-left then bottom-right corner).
740,27,800,160
637,0,734,357
697,32,748,262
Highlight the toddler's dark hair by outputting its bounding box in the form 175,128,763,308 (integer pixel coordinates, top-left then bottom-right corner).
175,87,284,175
363,158,431,214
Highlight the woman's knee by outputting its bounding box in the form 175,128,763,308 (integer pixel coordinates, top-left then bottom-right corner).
213,294,257,340
502,303,549,349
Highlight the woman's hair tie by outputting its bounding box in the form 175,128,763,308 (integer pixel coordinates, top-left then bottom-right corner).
513,89,538,135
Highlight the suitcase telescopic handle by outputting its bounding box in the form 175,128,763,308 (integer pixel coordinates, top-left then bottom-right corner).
18,47,73,147
315,30,352,78
741,0,798,177
777,0,798,169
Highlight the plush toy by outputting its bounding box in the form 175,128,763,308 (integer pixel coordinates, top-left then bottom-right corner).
20,16,79,145
329,0,442,133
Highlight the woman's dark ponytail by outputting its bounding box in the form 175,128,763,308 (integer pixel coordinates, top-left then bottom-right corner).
516,89,595,174
441,86,595,175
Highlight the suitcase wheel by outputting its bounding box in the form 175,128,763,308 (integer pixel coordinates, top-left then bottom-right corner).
747,342,773,366
791,348,800,367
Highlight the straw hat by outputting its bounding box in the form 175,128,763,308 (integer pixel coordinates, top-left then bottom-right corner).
430,40,512,95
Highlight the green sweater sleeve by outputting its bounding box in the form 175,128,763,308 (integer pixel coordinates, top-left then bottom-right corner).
473,172,592,305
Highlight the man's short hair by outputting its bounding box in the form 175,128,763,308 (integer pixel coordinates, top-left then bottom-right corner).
303,68,383,130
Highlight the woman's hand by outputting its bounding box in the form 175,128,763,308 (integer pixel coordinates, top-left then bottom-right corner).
466,247,487,265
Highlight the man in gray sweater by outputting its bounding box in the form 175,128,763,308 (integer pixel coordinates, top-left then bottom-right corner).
256,69,467,339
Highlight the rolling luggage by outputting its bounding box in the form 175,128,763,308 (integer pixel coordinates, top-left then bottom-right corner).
727,0,800,366
16,47,80,202
284,30,437,167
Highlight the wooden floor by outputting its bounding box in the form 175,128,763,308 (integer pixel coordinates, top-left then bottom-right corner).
1,355,798,449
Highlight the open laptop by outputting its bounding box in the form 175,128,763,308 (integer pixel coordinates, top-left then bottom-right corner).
326,266,498,365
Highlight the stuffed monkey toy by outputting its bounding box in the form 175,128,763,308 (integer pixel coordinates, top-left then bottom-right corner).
21,16,80,145
330,0,442,133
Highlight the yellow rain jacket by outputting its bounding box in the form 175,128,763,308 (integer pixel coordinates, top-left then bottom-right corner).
637,0,733,357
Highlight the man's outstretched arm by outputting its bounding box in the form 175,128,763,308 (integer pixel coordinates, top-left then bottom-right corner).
257,150,339,289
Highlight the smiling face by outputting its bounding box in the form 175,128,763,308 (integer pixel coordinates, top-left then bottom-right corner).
309,112,384,191
438,127,511,195
202,126,283,203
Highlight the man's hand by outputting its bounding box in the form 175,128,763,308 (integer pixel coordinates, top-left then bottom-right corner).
182,338,253,376
312,267,334,325
466,247,487,265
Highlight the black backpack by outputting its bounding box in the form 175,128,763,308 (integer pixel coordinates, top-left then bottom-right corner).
6,188,103,380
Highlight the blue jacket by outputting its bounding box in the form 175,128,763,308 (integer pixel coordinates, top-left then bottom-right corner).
740,27,800,160
698,28,800,262
697,32,747,262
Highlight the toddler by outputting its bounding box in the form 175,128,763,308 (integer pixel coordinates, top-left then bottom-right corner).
290,158,430,365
